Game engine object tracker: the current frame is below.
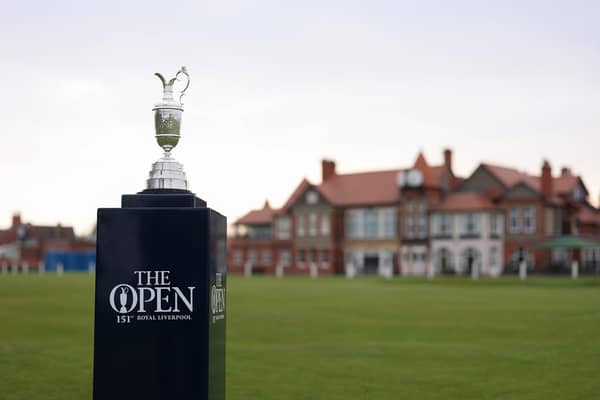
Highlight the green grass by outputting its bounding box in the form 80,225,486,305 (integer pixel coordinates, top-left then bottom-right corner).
1,275,599,399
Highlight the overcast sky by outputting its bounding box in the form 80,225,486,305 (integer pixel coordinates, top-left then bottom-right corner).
1,0,599,234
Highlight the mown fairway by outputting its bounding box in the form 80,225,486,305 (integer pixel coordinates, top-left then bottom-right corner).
0,275,599,399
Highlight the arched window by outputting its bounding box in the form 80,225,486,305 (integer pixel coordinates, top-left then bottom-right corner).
435,248,455,274
460,247,482,275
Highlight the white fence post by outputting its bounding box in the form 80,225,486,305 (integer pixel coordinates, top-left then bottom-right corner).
471,263,480,280
309,262,318,279
38,261,45,274
243,261,252,278
427,260,435,280
519,260,527,280
1,262,7,275
22,263,29,274
345,262,355,279
571,260,579,279
275,263,284,279
57,262,64,276
89,260,96,274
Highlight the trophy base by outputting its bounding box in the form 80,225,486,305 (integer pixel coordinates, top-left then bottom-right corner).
146,153,188,190
94,192,226,400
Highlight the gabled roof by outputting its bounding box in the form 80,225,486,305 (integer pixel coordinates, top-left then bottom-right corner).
482,163,539,190
481,163,585,198
318,169,403,206
278,152,453,210
431,193,498,212
235,201,278,225
280,178,313,212
554,173,586,196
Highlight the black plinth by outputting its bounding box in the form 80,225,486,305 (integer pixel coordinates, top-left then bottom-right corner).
93,191,226,400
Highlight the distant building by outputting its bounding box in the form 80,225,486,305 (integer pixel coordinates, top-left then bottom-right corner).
229,150,600,276
430,193,504,276
0,213,95,270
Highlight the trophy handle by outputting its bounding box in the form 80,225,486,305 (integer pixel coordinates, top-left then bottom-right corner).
176,66,190,104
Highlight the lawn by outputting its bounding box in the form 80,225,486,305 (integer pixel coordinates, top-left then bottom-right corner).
0,275,599,399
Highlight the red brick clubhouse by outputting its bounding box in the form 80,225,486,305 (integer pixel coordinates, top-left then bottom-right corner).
229,150,600,276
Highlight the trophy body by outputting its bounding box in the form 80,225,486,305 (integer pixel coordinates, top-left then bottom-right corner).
93,68,227,400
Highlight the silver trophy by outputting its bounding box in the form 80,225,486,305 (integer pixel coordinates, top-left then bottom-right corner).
146,66,191,191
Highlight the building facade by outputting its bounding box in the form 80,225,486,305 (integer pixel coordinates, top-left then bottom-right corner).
229,150,600,276
0,213,95,271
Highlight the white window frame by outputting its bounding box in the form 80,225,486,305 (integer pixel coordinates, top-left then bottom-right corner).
509,207,520,234
364,209,378,238
320,249,329,269
417,202,427,238
261,250,272,265
523,206,536,234
276,216,291,239
308,213,318,236
279,250,291,267
462,213,479,236
440,214,452,236
247,250,257,264
320,212,330,236
296,214,305,237
297,249,306,268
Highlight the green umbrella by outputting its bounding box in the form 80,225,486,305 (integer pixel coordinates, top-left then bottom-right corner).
536,235,599,249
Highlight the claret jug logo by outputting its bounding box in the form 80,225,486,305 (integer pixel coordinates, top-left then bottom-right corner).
109,270,195,324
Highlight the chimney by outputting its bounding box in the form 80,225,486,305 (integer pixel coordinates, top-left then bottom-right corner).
322,159,336,182
561,167,572,176
443,149,453,172
12,213,21,227
541,160,553,198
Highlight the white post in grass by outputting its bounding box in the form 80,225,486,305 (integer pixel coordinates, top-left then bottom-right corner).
427,260,435,280
471,262,480,280
309,262,318,279
22,262,29,274
12,263,19,274
519,260,527,280
88,260,96,274
38,261,45,274
243,261,252,278
1,262,7,275
571,259,579,279
275,263,284,279
382,263,393,280
57,262,64,276
345,261,355,279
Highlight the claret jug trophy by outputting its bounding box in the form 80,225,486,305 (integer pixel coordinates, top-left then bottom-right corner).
94,66,227,400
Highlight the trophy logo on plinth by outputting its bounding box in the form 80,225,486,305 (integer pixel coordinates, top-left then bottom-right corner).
118,287,129,314
146,66,191,191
